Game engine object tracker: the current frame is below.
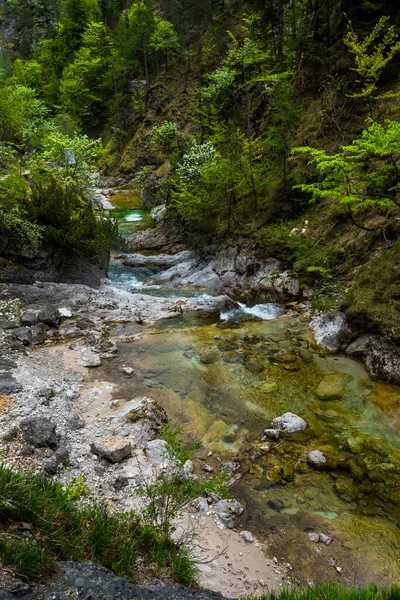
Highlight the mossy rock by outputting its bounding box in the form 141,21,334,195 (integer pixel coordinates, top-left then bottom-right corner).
199,349,219,364
315,373,353,400
335,476,360,502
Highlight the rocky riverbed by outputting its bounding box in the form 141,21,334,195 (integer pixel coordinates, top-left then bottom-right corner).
0,284,290,598
1,191,400,596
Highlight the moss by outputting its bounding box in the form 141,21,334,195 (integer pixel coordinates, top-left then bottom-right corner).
343,239,400,335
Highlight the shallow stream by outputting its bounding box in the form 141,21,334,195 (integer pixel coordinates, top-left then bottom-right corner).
104,193,400,587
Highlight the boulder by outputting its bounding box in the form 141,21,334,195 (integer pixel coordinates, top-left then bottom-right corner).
214,499,244,528
91,437,132,463
271,412,307,433
0,318,18,329
20,417,59,449
78,349,102,368
307,450,327,468
264,429,280,440
310,311,355,352
12,326,33,345
315,373,352,400
365,336,400,385
127,398,167,431
30,324,48,345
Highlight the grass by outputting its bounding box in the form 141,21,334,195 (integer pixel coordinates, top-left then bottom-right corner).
0,464,196,585
249,584,400,600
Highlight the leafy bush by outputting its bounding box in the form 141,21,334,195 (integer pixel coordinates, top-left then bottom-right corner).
149,121,181,153
29,175,117,258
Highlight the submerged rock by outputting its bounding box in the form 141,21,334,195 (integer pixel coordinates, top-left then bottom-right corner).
315,373,352,400
307,450,327,468
271,412,307,433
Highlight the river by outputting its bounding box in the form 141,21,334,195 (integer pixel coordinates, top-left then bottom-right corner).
103,191,400,587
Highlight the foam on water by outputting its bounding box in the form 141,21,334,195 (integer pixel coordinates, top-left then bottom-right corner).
220,302,284,322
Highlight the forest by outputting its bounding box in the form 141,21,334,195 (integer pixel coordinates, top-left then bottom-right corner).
0,0,399,333
1,1,400,596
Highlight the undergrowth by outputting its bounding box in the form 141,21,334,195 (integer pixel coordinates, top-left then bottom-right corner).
0,464,196,585
249,583,400,600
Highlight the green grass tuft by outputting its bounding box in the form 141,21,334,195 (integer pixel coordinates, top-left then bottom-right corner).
0,464,196,586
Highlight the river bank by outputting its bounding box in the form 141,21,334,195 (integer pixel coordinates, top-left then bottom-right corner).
0,189,399,595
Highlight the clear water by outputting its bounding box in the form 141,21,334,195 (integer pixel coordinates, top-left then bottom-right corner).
102,188,400,586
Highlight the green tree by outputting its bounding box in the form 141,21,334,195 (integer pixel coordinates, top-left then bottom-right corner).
292,118,400,229
344,16,400,112
149,17,180,70
59,22,113,126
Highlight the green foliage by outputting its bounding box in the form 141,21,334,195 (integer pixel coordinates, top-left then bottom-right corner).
29,175,117,258
343,238,400,336
149,121,181,152
65,475,91,501
252,582,400,600
37,129,102,197
0,464,195,585
259,223,341,283
136,425,228,538
344,16,400,104
292,119,400,218
0,536,55,580
59,21,114,126
149,17,180,68
0,83,49,147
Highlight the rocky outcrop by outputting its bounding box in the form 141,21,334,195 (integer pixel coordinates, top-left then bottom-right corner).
0,246,110,288
365,336,400,385
0,562,230,600
122,243,301,301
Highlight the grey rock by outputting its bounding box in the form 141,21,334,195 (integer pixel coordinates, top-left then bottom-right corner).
114,475,129,491
44,446,70,475
319,533,333,545
307,450,327,468
30,323,48,345
78,348,102,368
0,318,18,329
310,311,355,353
21,311,39,326
271,412,307,433
240,530,254,543
0,373,22,394
2,426,18,441
214,499,244,528
264,428,280,440
307,532,320,543
183,459,194,474
187,497,209,515
91,437,132,463
38,306,62,327
20,417,59,449
145,439,169,466
13,560,228,600
0,357,17,370
203,464,214,473
365,336,400,385
12,326,33,345
346,334,371,357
